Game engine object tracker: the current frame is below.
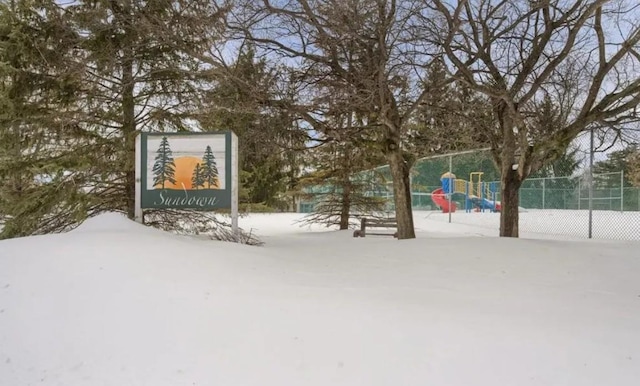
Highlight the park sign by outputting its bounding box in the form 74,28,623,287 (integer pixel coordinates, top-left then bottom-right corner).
134,131,238,231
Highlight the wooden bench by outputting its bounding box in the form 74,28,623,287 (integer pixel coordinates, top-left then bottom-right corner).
353,217,398,238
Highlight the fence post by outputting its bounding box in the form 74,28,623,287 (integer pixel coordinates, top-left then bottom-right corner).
542,178,546,209
621,170,624,213
409,172,414,211
588,128,594,239
578,179,581,210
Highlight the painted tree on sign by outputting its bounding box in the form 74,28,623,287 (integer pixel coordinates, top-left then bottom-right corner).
152,137,176,189
191,163,205,190
201,145,219,189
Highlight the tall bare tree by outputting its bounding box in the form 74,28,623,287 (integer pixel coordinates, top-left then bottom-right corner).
426,0,640,237
231,0,445,239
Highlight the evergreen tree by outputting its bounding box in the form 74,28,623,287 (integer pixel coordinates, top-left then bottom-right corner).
411,151,500,192
407,65,499,192
68,0,228,217
200,146,219,189
530,145,583,180
629,149,640,188
0,0,229,239
298,136,387,230
550,146,583,178
152,137,176,189
410,58,462,155
196,44,301,207
593,145,639,188
191,163,204,190
0,0,90,239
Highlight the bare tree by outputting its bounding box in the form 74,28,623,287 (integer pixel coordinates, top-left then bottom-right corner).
230,0,440,239
425,0,640,237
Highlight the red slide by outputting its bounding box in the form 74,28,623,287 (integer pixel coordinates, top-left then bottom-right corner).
431,188,457,213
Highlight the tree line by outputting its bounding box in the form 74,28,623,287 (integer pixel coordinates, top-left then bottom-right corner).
1,0,640,240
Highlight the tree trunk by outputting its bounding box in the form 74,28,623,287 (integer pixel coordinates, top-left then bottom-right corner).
387,148,415,239
499,166,522,237
122,49,136,219
495,100,523,238
339,179,351,230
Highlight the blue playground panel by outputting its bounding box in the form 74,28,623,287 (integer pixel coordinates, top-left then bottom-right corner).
440,172,455,194
434,172,500,213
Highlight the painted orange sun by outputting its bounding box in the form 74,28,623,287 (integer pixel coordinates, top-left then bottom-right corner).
154,156,221,190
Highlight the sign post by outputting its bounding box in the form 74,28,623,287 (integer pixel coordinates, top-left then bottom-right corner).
230,132,239,235
135,131,239,237
135,133,143,223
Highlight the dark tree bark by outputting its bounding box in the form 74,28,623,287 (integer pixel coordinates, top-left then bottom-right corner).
339,180,351,230
387,147,415,239
499,166,523,238
428,0,640,237
112,0,138,220
122,51,136,219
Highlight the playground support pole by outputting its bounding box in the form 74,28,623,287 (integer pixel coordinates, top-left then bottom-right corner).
448,155,452,223
465,182,470,212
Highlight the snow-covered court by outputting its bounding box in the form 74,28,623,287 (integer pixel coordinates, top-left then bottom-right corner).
1,212,640,385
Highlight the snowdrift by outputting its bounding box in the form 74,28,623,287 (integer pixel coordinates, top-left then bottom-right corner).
1,212,640,386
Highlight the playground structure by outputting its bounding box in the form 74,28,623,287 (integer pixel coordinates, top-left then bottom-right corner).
431,172,502,213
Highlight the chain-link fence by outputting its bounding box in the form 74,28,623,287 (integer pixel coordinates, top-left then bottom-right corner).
508,172,640,240
299,137,640,241
519,172,632,211
406,135,640,241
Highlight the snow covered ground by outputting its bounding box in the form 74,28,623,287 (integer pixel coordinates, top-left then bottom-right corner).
424,209,640,241
1,212,640,386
